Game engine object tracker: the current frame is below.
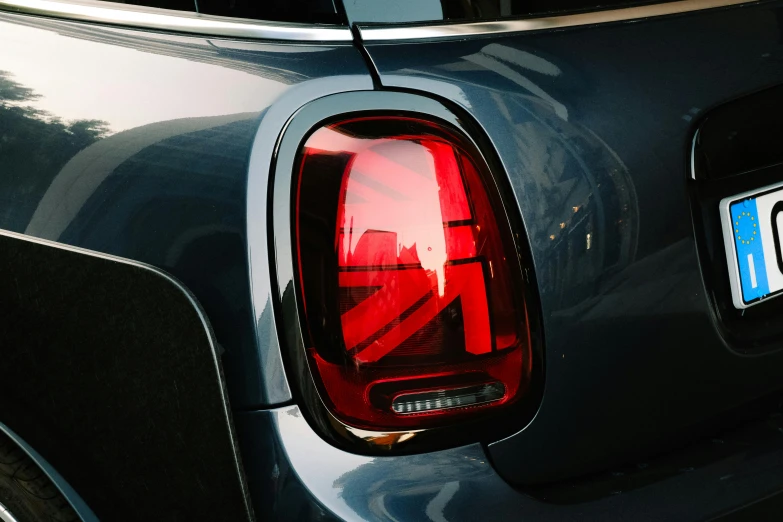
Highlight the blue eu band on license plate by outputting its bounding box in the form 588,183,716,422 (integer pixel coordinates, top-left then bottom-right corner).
720,182,783,309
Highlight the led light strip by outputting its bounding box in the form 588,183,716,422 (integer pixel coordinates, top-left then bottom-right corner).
392,382,506,415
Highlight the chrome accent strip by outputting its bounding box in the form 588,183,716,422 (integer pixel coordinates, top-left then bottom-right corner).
690,128,700,180
0,502,21,522
0,0,352,41
358,0,757,41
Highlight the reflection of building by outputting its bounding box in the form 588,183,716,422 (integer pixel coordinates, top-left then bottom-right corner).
332,448,488,521
521,113,638,309
380,42,639,312
434,43,639,310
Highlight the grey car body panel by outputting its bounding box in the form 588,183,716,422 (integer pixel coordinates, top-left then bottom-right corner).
236,404,783,521
0,11,372,408
5,0,783,519
361,0,783,484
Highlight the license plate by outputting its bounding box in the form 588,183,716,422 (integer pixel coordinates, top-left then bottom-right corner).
721,182,783,309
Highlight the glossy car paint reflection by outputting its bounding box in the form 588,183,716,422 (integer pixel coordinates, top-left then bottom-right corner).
363,1,783,484
7,1,783,519
235,404,783,521
0,11,372,408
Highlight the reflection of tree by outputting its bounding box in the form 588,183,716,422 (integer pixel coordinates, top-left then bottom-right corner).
0,71,39,103
0,71,110,231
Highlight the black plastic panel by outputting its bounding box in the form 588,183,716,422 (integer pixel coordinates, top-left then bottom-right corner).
0,231,251,521
691,84,783,352
693,84,783,181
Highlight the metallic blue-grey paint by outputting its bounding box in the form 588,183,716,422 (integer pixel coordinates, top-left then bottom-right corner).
235,404,783,521
361,0,783,484
6,0,783,519
238,0,783,509
0,11,372,408
245,76,374,405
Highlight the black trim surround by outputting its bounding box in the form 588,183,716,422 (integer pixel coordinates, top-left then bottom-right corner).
0,230,252,521
772,201,783,275
690,84,783,352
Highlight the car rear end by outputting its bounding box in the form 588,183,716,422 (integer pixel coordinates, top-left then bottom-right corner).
244,1,783,520
4,0,783,520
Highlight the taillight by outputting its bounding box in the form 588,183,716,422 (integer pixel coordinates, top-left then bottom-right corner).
294,116,532,432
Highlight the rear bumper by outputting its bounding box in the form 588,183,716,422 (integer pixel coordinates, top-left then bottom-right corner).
236,405,783,521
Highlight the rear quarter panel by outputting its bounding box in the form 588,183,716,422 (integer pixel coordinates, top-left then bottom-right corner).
0,12,372,409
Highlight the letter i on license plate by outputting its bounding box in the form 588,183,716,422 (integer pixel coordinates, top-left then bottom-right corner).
721,182,783,309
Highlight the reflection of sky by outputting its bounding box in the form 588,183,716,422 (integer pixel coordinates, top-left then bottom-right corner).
275,406,499,521
277,408,369,517
0,20,286,133
344,0,442,23
335,135,449,295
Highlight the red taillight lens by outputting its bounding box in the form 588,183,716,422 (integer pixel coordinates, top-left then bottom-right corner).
295,116,531,431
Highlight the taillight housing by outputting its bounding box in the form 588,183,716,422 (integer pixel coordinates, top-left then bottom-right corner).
293,115,533,433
